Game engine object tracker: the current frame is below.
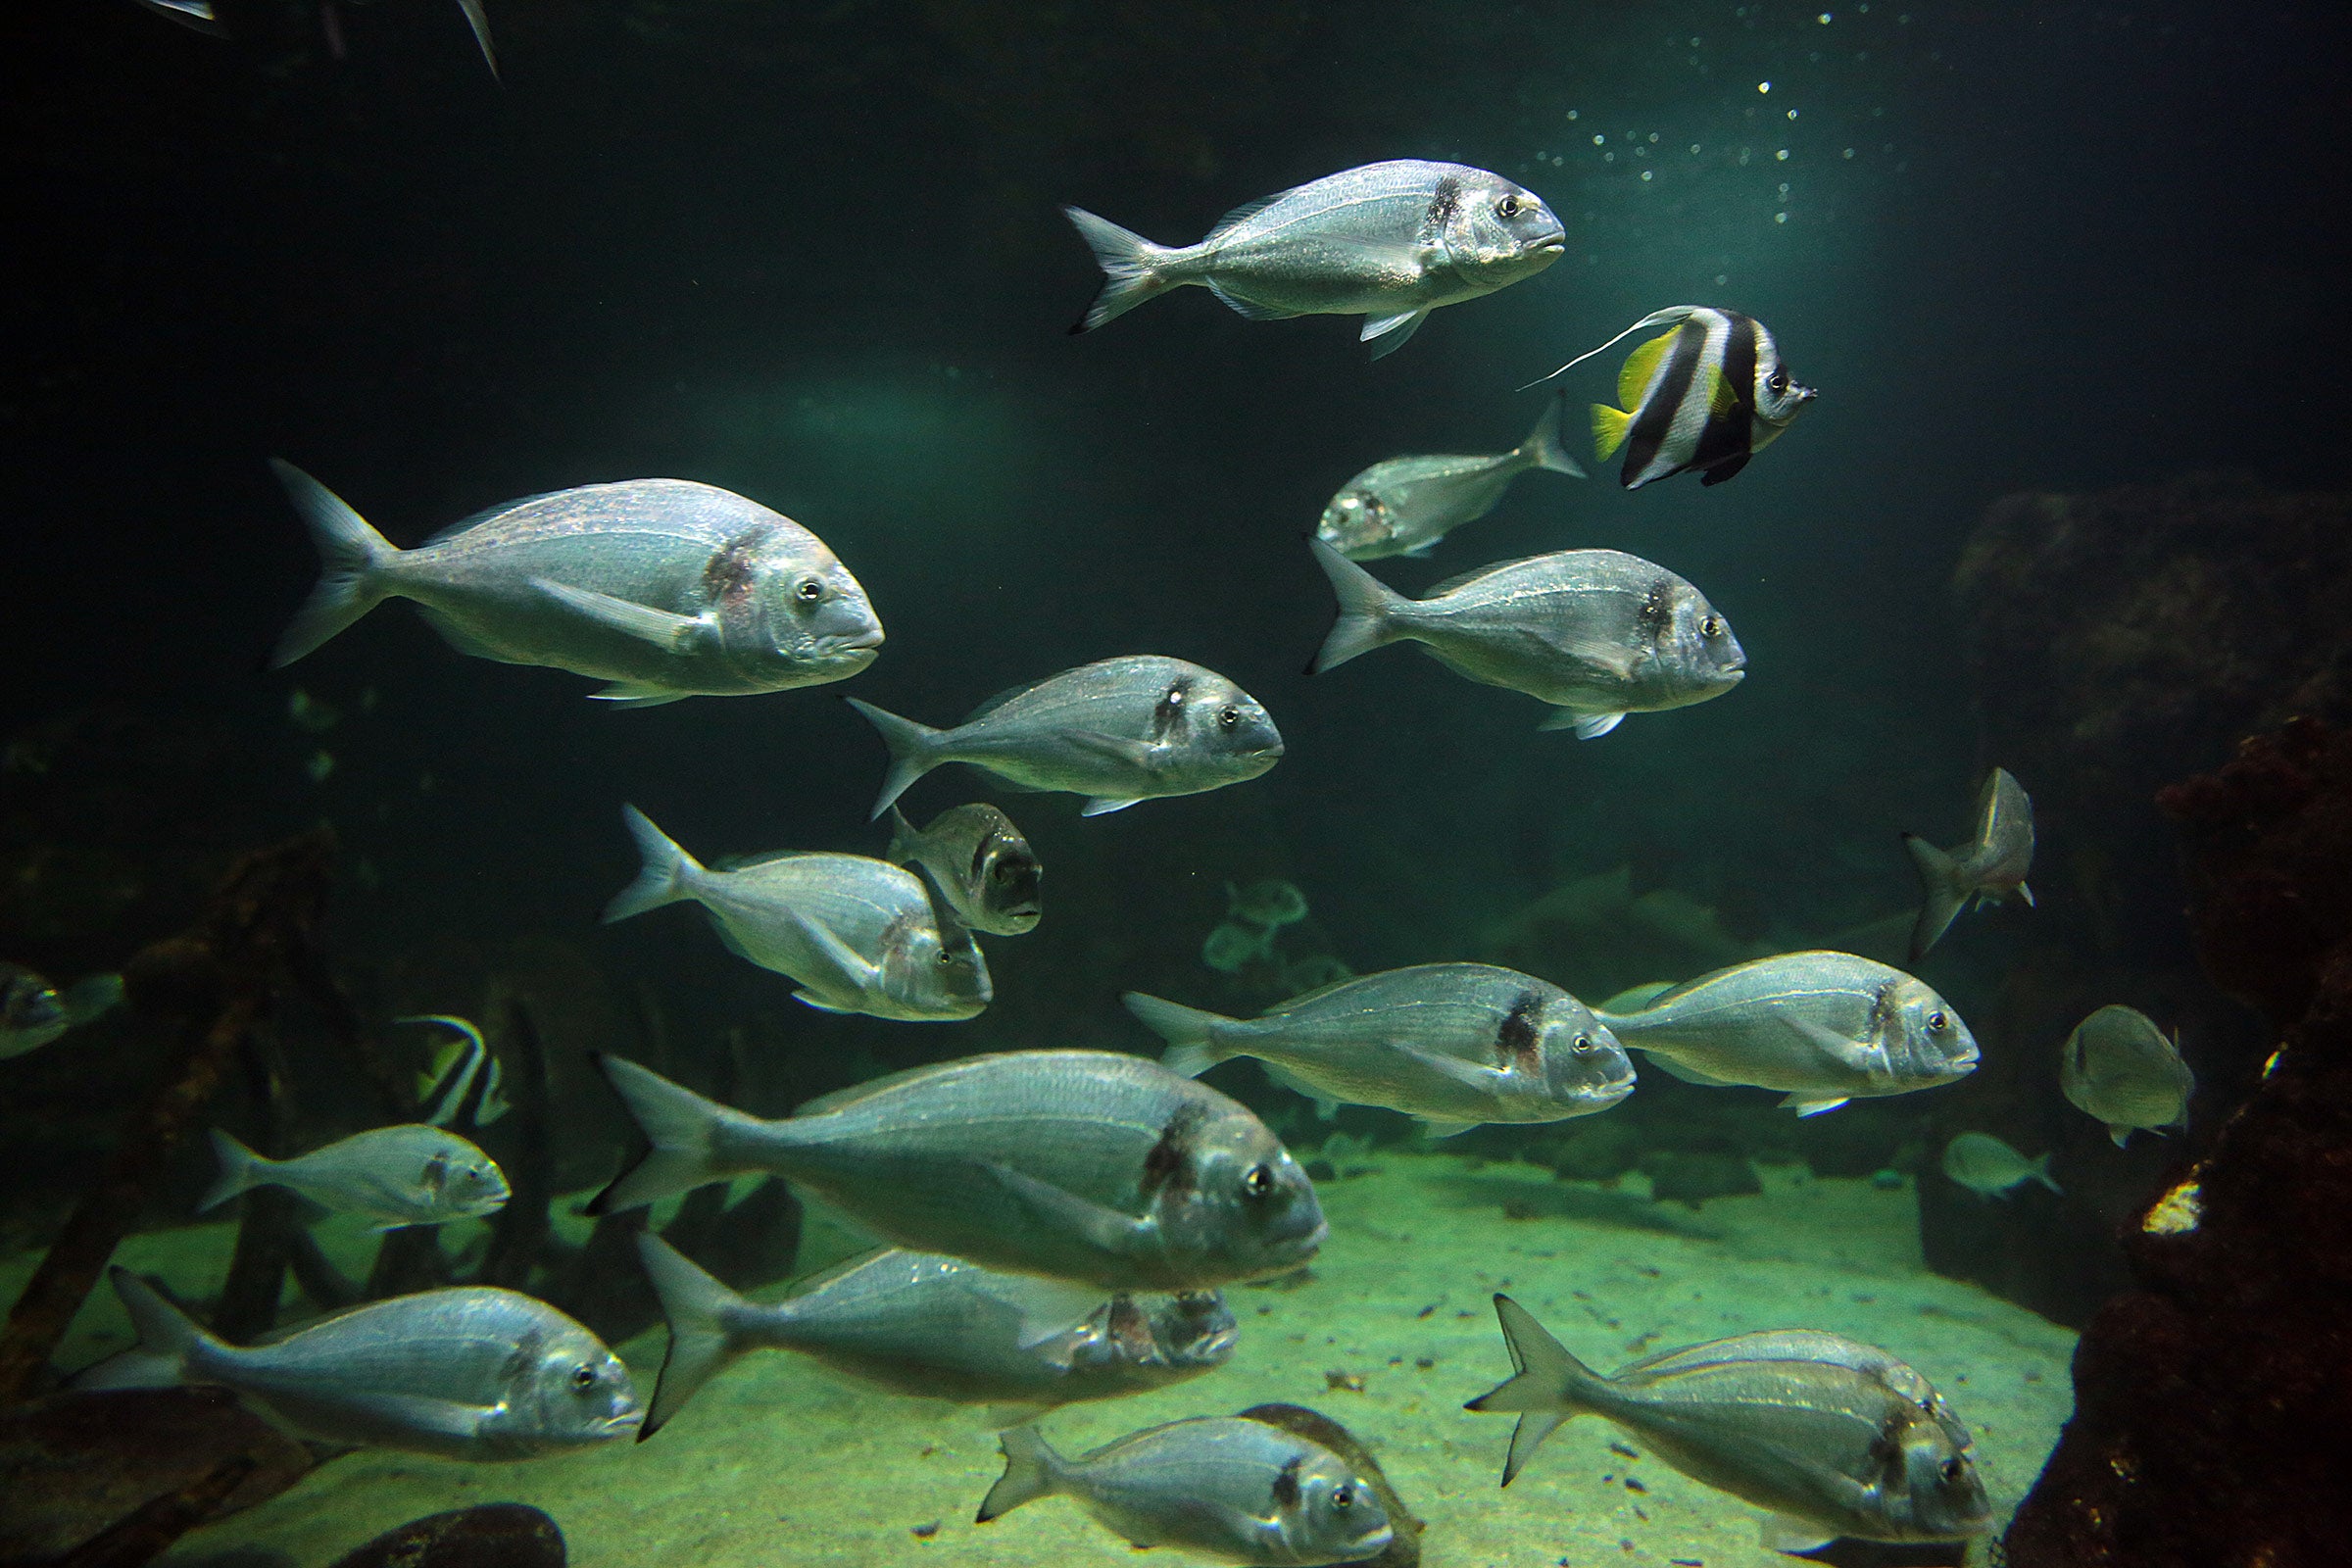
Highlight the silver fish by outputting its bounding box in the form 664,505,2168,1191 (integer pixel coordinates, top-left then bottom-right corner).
1125,963,1634,1135
1063,160,1565,359
1902,766,2034,962
1467,1297,1988,1551
1597,951,1978,1115
887,804,1043,936
2060,1004,2194,1148
978,1416,1393,1566
0,965,122,1060
269,462,883,707
849,655,1283,819
1539,307,1815,489
588,1050,1325,1293
603,807,989,1022
200,1125,510,1228
1308,541,1745,740
1940,1131,2060,1198
1317,398,1584,562
634,1235,1235,1437
129,0,228,36
76,1270,641,1459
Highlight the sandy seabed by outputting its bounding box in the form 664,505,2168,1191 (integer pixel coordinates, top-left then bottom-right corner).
41,1154,2073,1568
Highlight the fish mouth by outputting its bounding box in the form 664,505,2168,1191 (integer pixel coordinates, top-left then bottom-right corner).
829,629,887,654
1532,231,1567,253
597,1410,647,1440
1184,1325,1241,1363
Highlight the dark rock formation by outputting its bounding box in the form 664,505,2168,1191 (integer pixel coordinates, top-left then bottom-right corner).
2003,717,2352,1567
325,1504,564,1568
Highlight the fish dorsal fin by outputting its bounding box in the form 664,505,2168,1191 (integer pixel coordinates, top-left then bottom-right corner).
1706,363,1740,418
781,1245,899,1299
1260,975,1361,1013
1618,328,1681,410
1519,306,1703,392
1205,189,1293,242
421,492,569,546
963,680,1045,723
1428,555,1555,597
794,1059,958,1117
712,848,821,871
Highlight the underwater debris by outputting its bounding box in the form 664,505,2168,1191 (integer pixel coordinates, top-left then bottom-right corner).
1226,878,1307,932
1201,920,1274,973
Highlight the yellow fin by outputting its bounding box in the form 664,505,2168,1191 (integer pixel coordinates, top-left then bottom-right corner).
1617,328,1678,409
1708,364,1739,418
1591,403,1633,460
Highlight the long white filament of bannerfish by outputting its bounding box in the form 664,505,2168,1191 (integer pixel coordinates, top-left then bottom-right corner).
1517,306,1703,391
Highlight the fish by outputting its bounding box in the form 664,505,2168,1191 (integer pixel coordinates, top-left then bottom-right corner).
602,806,990,1022
1939,1132,2061,1198
1235,1405,1424,1568
200,1125,511,1228
1316,399,1584,562
847,655,1283,819
2060,1004,2195,1147
1466,1297,1989,1552
633,1234,1236,1437
1125,963,1635,1135
268,462,883,707
1533,306,1815,488
1062,161,1565,359
75,1268,642,1459
129,0,228,37
1307,541,1745,740
1903,767,2035,962
0,965,124,1060
977,1416,1394,1566
886,804,1043,937
587,1050,1326,1293
1226,879,1307,931
1596,951,1978,1115
132,0,494,75
401,1014,512,1128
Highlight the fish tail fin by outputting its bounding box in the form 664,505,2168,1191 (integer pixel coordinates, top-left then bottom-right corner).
587,1055,752,1214
456,0,497,80
74,1268,212,1391
1464,1294,1601,1486
197,1128,268,1214
635,1233,751,1441
1306,539,1408,673
845,699,944,820
1590,404,1633,462
976,1425,1065,1523
59,973,125,1028
2031,1152,2063,1195
1060,207,1176,333
1522,393,1586,477
1901,832,1969,963
604,806,705,924
883,806,917,864
1120,992,1236,1079
268,460,399,667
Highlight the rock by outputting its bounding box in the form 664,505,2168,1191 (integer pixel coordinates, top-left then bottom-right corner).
1528,1120,1642,1183
2002,718,2352,1567
1637,1149,1760,1209
326,1505,565,1568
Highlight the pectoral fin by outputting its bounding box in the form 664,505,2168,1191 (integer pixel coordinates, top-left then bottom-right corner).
590,682,689,708
1081,797,1141,817
1763,1516,1837,1554
534,579,714,654
787,912,883,1002
1538,710,1626,740
1362,309,1430,359
1778,1094,1851,1117
981,1162,1152,1256
1420,1119,1480,1139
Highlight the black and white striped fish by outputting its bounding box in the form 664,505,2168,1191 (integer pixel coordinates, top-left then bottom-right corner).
1535,307,1814,489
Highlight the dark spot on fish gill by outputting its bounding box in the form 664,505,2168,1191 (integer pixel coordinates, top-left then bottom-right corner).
1149,678,1194,741
1422,175,1462,240
1138,1102,1207,1200
1104,1295,1156,1360
497,1326,545,1385
1868,980,1901,1042
1495,992,1544,1072
701,527,771,606
1637,579,1673,637
1270,1454,1303,1509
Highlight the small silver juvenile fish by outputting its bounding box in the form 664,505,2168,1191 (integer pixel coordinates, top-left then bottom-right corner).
1940,1131,2061,1198
1063,160,1564,360
1125,963,1633,1135
1466,1297,1988,1552
77,1269,641,1459
1902,766,2035,962
1597,951,1978,1116
634,1235,1235,1437
2060,1004,2194,1148
849,656,1283,819
1308,542,1745,740
603,807,990,1022
0,964,123,1060
589,1050,1325,1293
978,1416,1394,1566
887,804,1043,936
269,463,883,707
200,1125,510,1229
1316,399,1584,562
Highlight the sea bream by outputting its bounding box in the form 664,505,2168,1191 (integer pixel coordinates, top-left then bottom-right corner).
848,656,1283,819
1466,1297,1989,1552
633,1234,1235,1437
978,1416,1394,1566
1596,951,1978,1115
1533,306,1814,489
602,807,989,1022
1902,766,2035,962
1307,541,1745,740
1124,963,1634,1135
1063,161,1565,359
76,1269,641,1460
1939,1131,2061,1198
2060,1004,2194,1148
589,1050,1325,1293
200,1124,511,1229
1316,398,1584,562
887,804,1043,936
0,964,123,1060
268,462,883,707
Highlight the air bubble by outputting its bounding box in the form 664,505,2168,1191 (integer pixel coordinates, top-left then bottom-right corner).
1640,170,1653,181
1775,212,1788,223
1776,148,1790,161
1592,133,1606,145
1757,80,1771,93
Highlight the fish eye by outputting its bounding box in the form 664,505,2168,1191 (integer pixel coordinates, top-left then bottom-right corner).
1939,1456,1966,1484
1496,195,1521,219
1928,1010,1948,1031
1332,1485,1354,1509
1218,705,1240,731
1242,1162,1275,1199
936,948,957,965
1767,368,1789,395
570,1364,598,1391
796,577,825,602
1700,614,1724,638
1572,1034,1593,1054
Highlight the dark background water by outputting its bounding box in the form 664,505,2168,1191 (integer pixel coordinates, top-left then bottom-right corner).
2,0,2347,1187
